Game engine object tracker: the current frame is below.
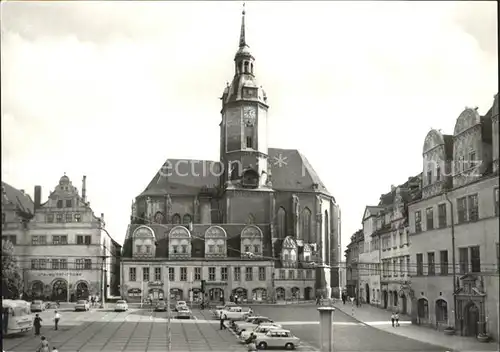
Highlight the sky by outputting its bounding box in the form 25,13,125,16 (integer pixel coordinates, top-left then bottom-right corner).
1,1,498,253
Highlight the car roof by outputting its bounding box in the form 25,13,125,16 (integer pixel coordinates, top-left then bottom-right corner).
117,300,126,303
268,329,291,333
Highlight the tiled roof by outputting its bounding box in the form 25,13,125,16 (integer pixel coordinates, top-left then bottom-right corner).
138,148,332,198
1,182,34,215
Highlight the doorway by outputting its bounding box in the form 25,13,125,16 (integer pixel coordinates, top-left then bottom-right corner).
464,302,479,337
417,298,429,325
401,294,407,314
365,283,370,304
383,291,388,309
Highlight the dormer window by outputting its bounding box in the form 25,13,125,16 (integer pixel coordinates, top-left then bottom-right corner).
253,244,260,253
244,245,250,252
173,245,178,254
181,245,187,253
246,136,253,148
66,200,72,208
57,200,63,209
208,245,215,253
136,245,141,253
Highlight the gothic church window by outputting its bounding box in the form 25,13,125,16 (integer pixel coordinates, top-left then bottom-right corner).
300,208,312,242
183,214,192,224
172,214,181,224
277,207,287,239
154,212,164,224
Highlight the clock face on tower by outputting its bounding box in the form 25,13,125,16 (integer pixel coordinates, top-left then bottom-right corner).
243,106,257,127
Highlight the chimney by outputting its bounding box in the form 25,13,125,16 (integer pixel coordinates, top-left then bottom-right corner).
82,175,87,202
34,186,42,210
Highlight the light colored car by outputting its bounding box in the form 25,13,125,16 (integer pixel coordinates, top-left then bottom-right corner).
30,300,45,312
254,329,301,350
239,324,281,342
115,300,128,312
236,317,279,334
214,302,237,317
175,301,187,312
155,300,167,312
176,306,191,319
219,306,251,321
75,300,90,312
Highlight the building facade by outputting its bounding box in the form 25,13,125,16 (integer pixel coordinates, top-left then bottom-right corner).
345,229,363,299
121,8,339,303
408,95,499,341
17,174,121,301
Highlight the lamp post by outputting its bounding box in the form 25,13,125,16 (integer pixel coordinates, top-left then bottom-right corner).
165,264,171,352
444,193,457,330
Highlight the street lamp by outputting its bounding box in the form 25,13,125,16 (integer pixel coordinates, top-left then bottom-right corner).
165,264,171,352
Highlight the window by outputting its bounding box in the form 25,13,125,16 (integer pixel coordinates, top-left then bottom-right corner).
31,259,37,269
245,267,253,281
155,267,162,281
438,204,447,228
468,194,478,221
39,259,47,269
145,245,151,253
143,267,150,281
52,235,61,245
415,211,422,233
182,214,192,224
426,208,434,230
84,259,92,269
495,189,499,216
459,248,469,274
427,252,435,276
74,213,81,222
457,197,467,224
253,244,260,253
85,235,91,245
169,267,175,281
46,214,54,223
136,245,141,253
77,235,83,245
194,267,201,281
66,200,72,208
436,166,441,181
258,267,266,281
56,214,63,223
279,269,285,279
180,267,187,281
306,269,313,279
246,136,253,148
288,270,295,280
297,270,303,279
399,231,404,247
32,236,39,245
234,267,241,281
208,245,215,253
416,254,423,276
60,235,67,244
60,259,67,269
129,267,137,281
52,259,59,269
440,250,448,276
469,151,476,168
470,246,480,273
399,257,404,275
220,267,228,281
57,200,63,208
75,259,84,269
208,267,216,281
216,244,223,254
172,214,181,224
392,260,396,276
427,170,432,185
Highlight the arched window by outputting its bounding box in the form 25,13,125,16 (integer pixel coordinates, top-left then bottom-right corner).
244,61,249,73
435,299,448,323
277,207,286,239
172,213,181,224
182,214,192,224
300,208,312,242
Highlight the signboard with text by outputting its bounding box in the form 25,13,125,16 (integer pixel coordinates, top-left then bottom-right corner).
34,272,83,277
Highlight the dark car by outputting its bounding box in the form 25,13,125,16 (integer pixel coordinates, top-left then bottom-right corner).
155,300,167,312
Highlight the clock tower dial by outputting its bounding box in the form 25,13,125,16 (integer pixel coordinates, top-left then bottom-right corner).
243,106,257,126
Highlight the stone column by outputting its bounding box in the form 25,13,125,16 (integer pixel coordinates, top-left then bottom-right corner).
318,306,335,352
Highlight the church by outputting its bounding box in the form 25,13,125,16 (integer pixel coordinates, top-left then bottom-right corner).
120,7,341,304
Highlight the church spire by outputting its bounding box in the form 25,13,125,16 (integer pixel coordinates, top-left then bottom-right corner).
239,3,246,48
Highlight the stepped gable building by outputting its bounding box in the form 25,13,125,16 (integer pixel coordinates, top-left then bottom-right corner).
121,7,341,304
408,94,499,341
8,174,122,302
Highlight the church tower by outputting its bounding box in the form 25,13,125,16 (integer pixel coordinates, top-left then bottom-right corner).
220,4,270,191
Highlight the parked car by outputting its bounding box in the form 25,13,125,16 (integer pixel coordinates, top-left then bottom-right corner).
214,302,237,317
175,301,187,312
115,300,128,312
74,300,90,312
235,317,279,334
176,306,191,319
239,324,281,342
155,300,167,312
30,300,45,312
254,329,300,350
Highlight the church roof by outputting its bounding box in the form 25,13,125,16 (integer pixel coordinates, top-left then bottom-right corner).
1,181,34,215
138,148,332,198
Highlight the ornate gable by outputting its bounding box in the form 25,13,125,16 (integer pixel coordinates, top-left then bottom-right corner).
454,108,481,136
282,236,297,249
241,225,263,238
205,226,227,238
168,226,191,238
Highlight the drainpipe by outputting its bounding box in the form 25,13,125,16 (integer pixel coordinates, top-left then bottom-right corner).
444,192,458,332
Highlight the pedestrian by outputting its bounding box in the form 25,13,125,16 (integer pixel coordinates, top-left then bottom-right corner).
342,294,346,305
91,296,95,307
33,314,43,336
53,310,61,330
220,314,226,330
391,312,395,327
248,307,253,316
316,296,320,305
395,312,400,327
36,336,50,352
245,332,257,351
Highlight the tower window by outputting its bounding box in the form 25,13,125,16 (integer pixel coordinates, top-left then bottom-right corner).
244,62,249,73
239,62,243,74
251,63,254,74
246,136,253,148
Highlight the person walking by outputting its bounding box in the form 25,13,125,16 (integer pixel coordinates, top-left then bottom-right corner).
33,314,43,336
36,336,50,352
395,312,400,327
91,296,95,307
391,312,396,327
53,310,61,330
342,293,346,305
220,314,226,330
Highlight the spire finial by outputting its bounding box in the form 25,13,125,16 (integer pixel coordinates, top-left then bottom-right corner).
239,3,246,48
